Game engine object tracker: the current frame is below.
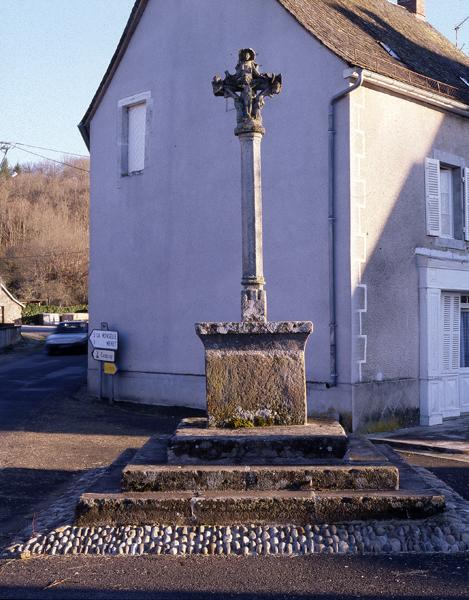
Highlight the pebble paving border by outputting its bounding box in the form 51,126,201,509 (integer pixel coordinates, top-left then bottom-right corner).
3,460,469,558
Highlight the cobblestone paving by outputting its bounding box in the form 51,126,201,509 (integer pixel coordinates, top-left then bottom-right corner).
3,458,469,558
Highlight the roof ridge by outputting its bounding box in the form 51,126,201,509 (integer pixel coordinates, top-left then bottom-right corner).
0,283,25,308
78,0,469,147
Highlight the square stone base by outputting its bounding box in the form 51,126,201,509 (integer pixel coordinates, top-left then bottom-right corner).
195,321,313,427
168,417,347,464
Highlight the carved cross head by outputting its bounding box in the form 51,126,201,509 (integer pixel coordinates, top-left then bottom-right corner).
212,49,282,135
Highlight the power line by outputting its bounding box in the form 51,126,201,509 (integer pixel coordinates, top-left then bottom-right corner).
0,250,88,261
10,146,90,172
0,143,13,167
9,142,88,158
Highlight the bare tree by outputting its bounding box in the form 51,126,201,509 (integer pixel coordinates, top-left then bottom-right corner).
0,158,89,304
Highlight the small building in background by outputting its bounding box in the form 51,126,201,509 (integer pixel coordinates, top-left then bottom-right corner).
0,282,24,325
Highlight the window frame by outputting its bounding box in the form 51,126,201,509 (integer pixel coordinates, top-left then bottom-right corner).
118,91,151,177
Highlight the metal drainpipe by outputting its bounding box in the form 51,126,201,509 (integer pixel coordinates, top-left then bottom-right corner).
328,69,364,387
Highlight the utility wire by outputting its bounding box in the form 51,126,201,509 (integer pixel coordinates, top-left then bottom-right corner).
0,250,87,261
11,146,89,172
3,141,89,158
0,143,13,167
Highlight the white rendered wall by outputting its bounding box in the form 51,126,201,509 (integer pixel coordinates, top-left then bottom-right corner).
88,0,352,414
351,83,469,427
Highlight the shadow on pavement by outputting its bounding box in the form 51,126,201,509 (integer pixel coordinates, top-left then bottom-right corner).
402,453,469,501
0,467,85,551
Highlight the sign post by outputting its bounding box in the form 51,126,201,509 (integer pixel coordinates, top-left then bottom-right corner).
90,322,119,403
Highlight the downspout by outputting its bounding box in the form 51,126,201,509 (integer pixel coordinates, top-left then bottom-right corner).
328,68,364,387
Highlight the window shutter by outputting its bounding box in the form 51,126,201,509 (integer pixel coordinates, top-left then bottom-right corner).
464,167,469,241
425,158,441,236
442,293,461,371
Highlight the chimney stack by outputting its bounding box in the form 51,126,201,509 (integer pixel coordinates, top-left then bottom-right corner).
397,0,425,20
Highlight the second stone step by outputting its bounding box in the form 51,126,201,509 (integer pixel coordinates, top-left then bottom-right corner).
122,464,399,492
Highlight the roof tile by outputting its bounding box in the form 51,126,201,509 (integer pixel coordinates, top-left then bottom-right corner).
279,0,469,102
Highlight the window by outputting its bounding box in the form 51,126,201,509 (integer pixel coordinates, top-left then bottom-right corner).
118,91,151,176
425,158,469,240
440,168,453,238
127,103,146,173
379,41,402,61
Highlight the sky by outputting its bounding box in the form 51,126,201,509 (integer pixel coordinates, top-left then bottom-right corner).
1,0,469,168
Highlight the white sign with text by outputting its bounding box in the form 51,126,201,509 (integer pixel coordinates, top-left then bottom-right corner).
92,348,116,362
89,329,118,350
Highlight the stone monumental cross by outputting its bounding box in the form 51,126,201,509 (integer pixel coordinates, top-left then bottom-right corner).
73,53,443,536
196,49,313,427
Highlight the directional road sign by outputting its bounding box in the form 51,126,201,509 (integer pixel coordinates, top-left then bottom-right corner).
92,348,115,363
103,362,118,375
90,329,118,350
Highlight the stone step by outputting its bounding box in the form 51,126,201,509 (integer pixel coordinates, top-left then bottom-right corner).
168,417,348,464
75,488,444,527
122,464,399,492
368,436,469,461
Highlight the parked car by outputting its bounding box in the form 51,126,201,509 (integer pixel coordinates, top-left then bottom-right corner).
45,321,88,355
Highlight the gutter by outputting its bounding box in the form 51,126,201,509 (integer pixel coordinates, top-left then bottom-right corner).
328,68,364,388
345,68,469,119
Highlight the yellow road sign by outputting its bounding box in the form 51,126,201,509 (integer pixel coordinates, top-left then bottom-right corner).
103,362,118,375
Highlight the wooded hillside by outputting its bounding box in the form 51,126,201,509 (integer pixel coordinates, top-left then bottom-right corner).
0,159,89,304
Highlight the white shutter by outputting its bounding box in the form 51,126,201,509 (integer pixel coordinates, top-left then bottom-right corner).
464,167,469,241
425,158,441,236
452,295,461,369
442,293,461,371
127,102,146,173
442,294,452,371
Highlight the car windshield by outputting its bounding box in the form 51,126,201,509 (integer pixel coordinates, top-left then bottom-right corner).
54,322,88,334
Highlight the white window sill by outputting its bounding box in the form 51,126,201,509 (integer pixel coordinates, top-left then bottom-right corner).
434,238,467,251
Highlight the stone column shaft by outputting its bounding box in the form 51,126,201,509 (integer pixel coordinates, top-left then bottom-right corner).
239,131,266,321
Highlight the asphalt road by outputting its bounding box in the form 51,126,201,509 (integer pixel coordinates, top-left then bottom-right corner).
0,554,468,599
401,452,469,501
0,336,88,550
0,335,183,552
0,337,87,431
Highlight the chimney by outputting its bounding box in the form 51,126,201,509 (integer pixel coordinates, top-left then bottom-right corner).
397,0,425,20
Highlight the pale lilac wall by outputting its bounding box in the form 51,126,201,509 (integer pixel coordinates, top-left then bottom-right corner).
88,0,352,413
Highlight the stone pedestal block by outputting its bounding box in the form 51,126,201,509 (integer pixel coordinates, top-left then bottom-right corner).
195,321,313,427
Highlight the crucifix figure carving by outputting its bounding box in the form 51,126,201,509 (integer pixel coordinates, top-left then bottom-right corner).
212,48,282,135
212,49,282,321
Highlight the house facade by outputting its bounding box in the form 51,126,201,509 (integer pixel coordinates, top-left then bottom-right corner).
0,282,24,324
80,0,469,429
